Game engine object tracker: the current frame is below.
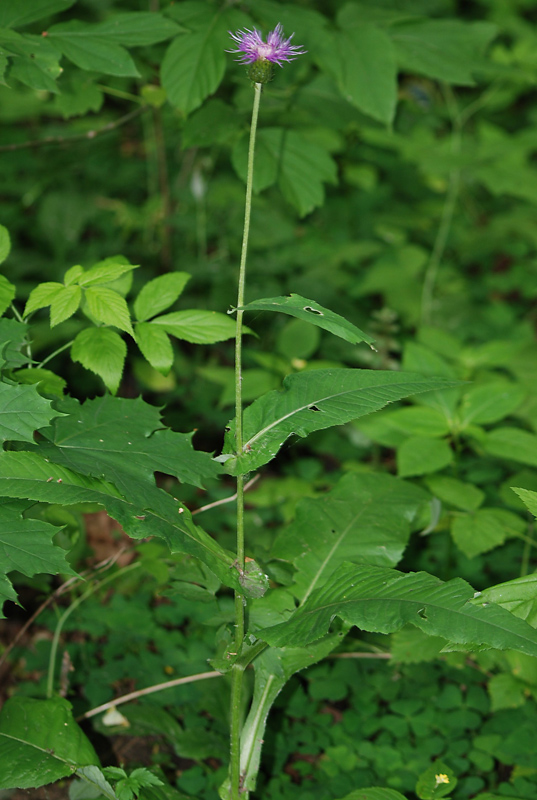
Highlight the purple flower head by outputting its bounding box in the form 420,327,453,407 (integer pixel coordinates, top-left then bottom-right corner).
228,23,306,68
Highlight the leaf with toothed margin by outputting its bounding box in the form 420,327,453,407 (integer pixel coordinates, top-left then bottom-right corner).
238,294,376,348
0,450,252,595
257,562,537,658
220,369,460,475
0,382,62,443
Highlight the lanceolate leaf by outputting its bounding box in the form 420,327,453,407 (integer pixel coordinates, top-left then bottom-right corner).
258,562,537,658
0,451,245,595
512,487,537,517
84,287,134,335
0,696,98,790
0,503,76,617
135,322,174,374
0,0,76,29
0,382,60,443
239,294,375,348
134,272,190,322
272,473,430,602
152,309,242,344
236,633,344,794
46,21,140,77
221,370,459,475
71,328,126,395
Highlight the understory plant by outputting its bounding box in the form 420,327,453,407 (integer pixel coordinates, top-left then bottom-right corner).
1,3,537,800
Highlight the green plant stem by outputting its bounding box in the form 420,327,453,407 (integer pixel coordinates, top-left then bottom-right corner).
38,340,75,368
230,80,262,800
46,562,140,699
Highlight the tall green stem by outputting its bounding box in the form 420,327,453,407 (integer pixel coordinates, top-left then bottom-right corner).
230,81,262,800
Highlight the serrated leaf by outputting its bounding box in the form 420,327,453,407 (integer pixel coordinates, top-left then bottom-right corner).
473,573,537,628
0,274,15,317
222,370,459,475
71,328,126,394
334,23,397,124
84,287,133,335
91,12,183,46
135,322,174,374
397,436,453,478
451,508,524,559
77,261,137,288
161,10,229,115
459,382,525,427
240,294,375,348
152,309,240,344
50,285,82,326
0,0,76,29
425,475,484,512
0,503,76,616
14,368,67,398
233,128,337,217
0,382,59,443
512,487,537,517
24,282,64,317
0,224,11,264
391,20,497,86
0,696,99,790
483,427,537,467
272,472,429,601
47,21,139,77
74,766,118,800
258,562,537,658
64,265,84,286
8,34,62,93
134,273,191,322
38,394,221,498
0,450,246,595
0,319,30,370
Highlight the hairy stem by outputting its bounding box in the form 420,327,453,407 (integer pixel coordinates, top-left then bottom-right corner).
230,81,262,800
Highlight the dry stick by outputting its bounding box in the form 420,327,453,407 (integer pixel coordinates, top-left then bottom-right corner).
0,548,131,669
192,475,260,516
0,106,148,153
80,671,222,721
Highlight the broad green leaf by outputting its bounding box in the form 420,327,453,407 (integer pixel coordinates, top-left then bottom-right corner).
0,382,59,443
391,626,447,664
50,285,82,326
152,309,240,344
134,273,191,322
239,294,375,348
47,21,139,77
425,475,484,512
77,261,138,288
483,427,537,467
234,634,343,796
0,319,30,370
0,224,11,263
14,368,67,398
416,760,457,799
0,696,98,790
135,322,174,374
74,766,117,800
0,450,246,595
334,22,397,124
397,436,453,478
233,128,338,217
71,328,126,394
91,12,183,46
84,287,134,335
24,281,64,317
0,0,76,28
161,8,228,115
258,562,537,658
272,472,429,601
459,382,525,427
0,504,76,616
451,508,524,559
391,20,497,85
37,395,221,499
221,370,459,475
473,573,537,628
512,487,537,517
0,274,15,317
488,673,525,712
8,34,62,93
64,265,84,285
383,406,451,438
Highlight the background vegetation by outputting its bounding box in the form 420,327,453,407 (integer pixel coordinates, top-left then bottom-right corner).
1,0,537,799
